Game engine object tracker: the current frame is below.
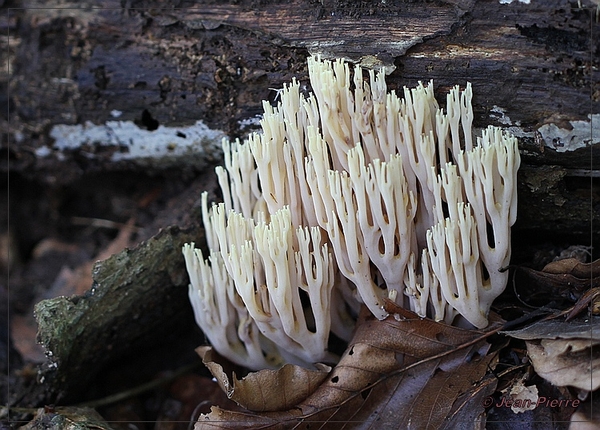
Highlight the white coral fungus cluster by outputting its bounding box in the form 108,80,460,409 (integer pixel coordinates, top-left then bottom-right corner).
183,56,520,370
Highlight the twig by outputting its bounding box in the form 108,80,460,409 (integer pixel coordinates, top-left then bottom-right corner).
70,216,141,232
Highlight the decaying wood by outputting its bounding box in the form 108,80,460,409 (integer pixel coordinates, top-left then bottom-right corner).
28,223,202,404
4,0,599,238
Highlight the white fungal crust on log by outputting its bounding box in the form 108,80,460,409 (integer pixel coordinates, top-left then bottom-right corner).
183,56,520,369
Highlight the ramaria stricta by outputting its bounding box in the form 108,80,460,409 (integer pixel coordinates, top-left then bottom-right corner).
183,56,520,370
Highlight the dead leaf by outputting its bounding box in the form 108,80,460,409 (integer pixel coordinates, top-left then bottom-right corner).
194,306,500,429
515,258,600,304
542,258,600,278
198,347,331,412
526,339,600,391
565,287,600,321
503,317,600,391
502,317,600,341
570,394,600,429
41,218,136,299
11,314,46,363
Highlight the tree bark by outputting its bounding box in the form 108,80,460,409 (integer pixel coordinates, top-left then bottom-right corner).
4,0,599,239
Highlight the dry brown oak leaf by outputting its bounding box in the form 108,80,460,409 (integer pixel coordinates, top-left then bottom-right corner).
195,304,501,429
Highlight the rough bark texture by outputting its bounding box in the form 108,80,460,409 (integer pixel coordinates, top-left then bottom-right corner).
4,0,599,238
3,0,599,410
28,224,201,404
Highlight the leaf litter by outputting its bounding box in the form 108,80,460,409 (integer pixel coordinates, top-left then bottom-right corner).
195,304,502,429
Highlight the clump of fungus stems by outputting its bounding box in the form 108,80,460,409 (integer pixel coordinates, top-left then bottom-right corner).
183,56,520,370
